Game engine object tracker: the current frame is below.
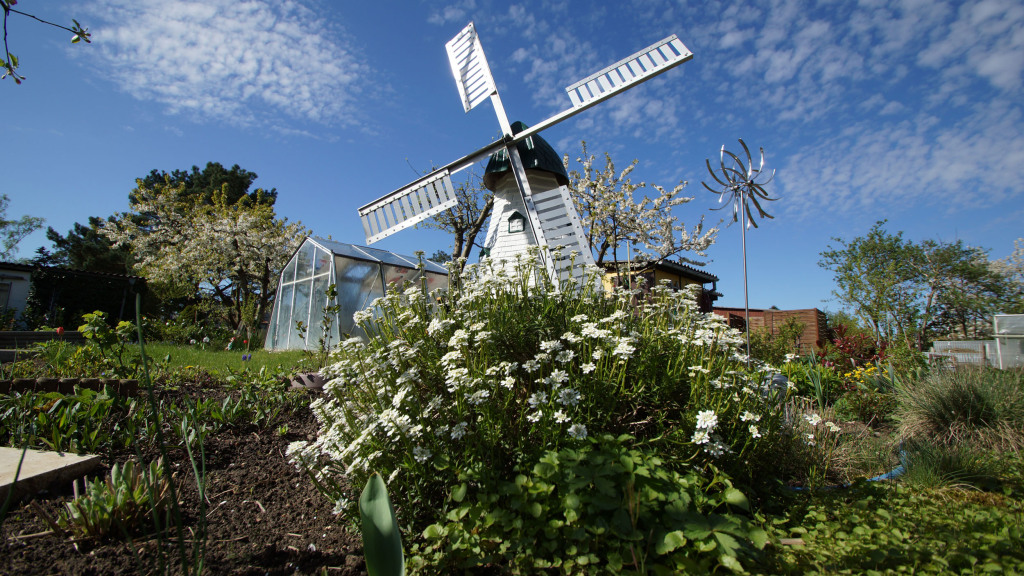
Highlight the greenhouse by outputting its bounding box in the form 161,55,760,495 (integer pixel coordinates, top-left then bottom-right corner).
264,236,448,351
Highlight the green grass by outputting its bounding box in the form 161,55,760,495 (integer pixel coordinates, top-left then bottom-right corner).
130,343,309,376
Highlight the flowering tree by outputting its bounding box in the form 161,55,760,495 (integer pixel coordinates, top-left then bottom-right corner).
564,141,717,268
102,179,305,333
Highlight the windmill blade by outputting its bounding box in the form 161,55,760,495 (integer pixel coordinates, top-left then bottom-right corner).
564,35,692,111
446,22,498,113
512,35,693,142
358,171,459,244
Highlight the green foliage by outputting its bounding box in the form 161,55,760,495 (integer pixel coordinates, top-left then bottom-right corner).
360,473,406,576
0,386,139,454
0,193,44,259
900,439,1004,491
78,311,144,378
1,3,90,85
833,388,897,427
748,317,805,367
781,359,843,412
819,221,1013,350
410,434,767,575
57,459,170,539
0,366,307,454
41,216,133,274
764,482,1024,574
896,367,1024,451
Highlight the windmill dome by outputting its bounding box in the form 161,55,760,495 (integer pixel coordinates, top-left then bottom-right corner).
483,121,570,191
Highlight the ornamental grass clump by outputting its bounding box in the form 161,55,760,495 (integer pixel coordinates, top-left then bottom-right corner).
896,366,1024,452
289,251,791,571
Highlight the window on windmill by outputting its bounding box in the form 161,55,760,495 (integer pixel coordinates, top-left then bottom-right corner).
508,212,525,233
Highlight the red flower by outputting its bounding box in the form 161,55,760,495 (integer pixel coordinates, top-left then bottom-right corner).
56,327,65,337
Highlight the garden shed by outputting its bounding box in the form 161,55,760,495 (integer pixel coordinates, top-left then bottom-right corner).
264,237,448,351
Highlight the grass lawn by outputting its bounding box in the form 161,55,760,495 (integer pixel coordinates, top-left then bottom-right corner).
131,342,309,375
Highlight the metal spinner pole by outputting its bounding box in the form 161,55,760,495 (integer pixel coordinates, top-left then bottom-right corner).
739,191,751,367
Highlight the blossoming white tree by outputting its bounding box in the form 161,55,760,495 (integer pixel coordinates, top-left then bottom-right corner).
102,179,305,333
565,141,717,268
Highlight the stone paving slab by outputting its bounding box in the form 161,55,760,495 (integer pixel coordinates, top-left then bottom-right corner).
0,447,101,504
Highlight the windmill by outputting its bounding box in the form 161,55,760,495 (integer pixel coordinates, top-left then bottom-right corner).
358,22,693,284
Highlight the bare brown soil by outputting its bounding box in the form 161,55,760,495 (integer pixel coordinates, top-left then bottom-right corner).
0,388,365,576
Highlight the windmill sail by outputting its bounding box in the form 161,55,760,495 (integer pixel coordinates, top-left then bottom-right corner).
446,22,498,113
358,171,458,244
565,35,691,109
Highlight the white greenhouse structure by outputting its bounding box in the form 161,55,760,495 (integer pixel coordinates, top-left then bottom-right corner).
264,237,448,351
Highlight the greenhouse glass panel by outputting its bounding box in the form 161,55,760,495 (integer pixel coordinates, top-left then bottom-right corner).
292,279,312,347
424,271,449,292
295,242,314,281
309,273,339,344
313,246,331,275
335,256,384,337
282,256,297,285
383,264,422,290
274,283,294,349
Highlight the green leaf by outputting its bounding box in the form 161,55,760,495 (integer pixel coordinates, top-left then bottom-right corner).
422,524,445,540
722,487,749,511
719,554,744,573
451,483,467,503
359,473,405,576
656,530,687,554
749,527,769,549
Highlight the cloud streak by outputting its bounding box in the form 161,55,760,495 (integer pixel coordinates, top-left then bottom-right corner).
88,0,370,131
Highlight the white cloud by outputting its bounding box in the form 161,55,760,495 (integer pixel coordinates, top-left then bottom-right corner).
780,100,1024,219
427,0,477,26
88,0,370,131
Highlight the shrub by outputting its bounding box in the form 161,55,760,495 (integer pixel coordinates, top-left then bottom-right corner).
288,254,791,569
409,434,767,574
833,388,897,427
896,367,1024,451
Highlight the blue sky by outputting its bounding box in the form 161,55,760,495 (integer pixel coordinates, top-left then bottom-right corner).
4,0,1022,312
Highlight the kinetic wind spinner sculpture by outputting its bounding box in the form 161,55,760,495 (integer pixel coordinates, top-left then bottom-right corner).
703,139,777,361
358,22,693,283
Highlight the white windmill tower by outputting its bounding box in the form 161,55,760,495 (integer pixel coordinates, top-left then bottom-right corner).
358,22,693,284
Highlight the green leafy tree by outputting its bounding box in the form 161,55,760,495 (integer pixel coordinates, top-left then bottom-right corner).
820,221,1011,350
421,172,492,269
2,1,90,84
138,162,277,208
992,238,1024,314
0,193,43,260
819,221,921,347
915,239,1006,342
40,216,134,274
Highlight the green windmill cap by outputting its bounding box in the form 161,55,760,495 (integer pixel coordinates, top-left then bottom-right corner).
483,121,570,191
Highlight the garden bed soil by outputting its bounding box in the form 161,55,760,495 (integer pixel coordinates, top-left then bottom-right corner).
0,384,365,575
